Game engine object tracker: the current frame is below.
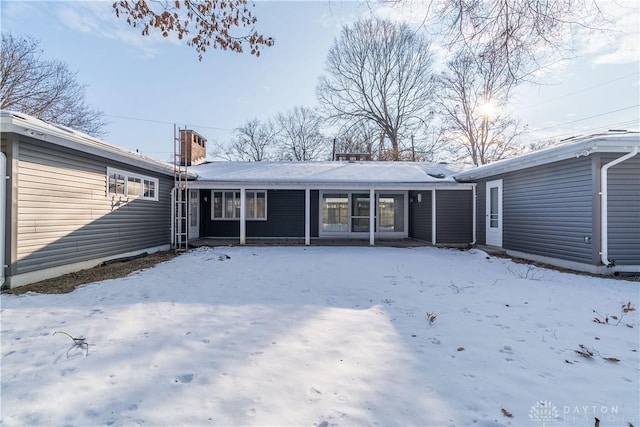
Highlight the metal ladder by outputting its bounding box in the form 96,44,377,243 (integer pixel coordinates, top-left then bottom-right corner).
173,125,188,252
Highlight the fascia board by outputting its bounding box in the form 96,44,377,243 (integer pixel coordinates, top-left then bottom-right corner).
454,134,639,181
1,112,182,177
185,181,473,190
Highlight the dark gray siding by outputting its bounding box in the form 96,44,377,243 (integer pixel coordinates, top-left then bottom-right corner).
436,190,473,244
1,136,14,280
248,190,305,237
474,156,595,264
203,190,307,238
310,190,319,238
409,190,432,241
604,153,640,265
14,136,172,274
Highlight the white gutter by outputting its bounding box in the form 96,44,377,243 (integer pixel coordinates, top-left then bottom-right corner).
431,190,437,245
1,152,5,288
170,188,176,247
600,146,639,266
471,183,477,245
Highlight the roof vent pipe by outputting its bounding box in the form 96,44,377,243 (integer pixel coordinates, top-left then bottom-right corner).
600,145,639,266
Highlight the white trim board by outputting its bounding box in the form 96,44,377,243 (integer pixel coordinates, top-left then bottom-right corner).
5,245,170,288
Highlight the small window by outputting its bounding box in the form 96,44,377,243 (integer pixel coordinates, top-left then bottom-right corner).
143,179,156,199
107,168,159,201
109,173,125,195
128,177,142,197
212,190,267,220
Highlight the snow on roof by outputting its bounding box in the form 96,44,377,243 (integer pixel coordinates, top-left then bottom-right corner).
190,160,464,186
0,110,178,176
454,131,640,181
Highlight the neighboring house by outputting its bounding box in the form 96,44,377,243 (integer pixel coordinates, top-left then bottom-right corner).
182,161,475,247
1,111,177,289
454,131,640,274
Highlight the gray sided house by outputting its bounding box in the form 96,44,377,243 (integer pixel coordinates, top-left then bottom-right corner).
454,132,640,274
182,161,475,247
1,111,176,288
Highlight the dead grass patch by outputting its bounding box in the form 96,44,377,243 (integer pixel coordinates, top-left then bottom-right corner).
2,251,179,295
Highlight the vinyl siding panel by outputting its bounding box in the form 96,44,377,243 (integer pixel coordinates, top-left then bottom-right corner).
310,190,319,238
15,138,172,274
436,190,473,244
247,190,305,237
475,156,594,264
605,153,640,265
409,190,432,241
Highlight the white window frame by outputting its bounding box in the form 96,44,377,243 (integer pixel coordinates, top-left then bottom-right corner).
318,190,408,238
107,167,159,201
211,190,267,221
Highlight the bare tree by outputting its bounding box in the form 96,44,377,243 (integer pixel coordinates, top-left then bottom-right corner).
0,33,106,136
437,0,606,82
435,45,526,165
332,120,380,159
317,18,437,161
112,0,274,61
275,106,328,161
223,118,277,161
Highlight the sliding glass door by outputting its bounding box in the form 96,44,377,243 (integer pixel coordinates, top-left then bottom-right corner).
351,193,371,233
320,191,407,238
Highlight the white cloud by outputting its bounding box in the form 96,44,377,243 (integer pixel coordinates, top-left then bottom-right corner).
578,0,640,65
54,1,179,59
373,0,435,26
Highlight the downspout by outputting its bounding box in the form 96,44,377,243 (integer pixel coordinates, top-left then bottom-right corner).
1,152,5,288
600,146,639,266
431,190,436,245
471,183,477,245
170,187,176,247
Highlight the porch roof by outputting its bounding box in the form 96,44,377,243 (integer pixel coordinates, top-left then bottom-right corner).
189,160,467,188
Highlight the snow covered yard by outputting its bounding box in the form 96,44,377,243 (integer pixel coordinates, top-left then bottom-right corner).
1,246,638,427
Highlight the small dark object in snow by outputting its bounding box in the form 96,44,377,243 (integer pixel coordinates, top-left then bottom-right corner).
486,256,490,260
457,347,465,351
54,331,89,357
595,417,600,427
411,334,417,337
505,304,510,307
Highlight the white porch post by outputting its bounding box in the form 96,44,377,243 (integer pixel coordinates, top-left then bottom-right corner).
240,188,246,245
305,188,310,246
431,189,437,245
472,184,477,245
369,188,375,246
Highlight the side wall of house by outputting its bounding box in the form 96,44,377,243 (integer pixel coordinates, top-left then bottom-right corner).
1,135,15,285
436,190,473,244
409,190,432,242
603,153,640,266
10,134,172,279
473,156,595,264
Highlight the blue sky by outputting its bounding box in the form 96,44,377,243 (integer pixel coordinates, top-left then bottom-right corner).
1,0,639,162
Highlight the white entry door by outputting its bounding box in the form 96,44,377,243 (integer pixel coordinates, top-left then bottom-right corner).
486,180,503,247
188,190,200,239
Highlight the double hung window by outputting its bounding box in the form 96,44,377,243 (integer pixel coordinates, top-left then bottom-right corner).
212,190,267,220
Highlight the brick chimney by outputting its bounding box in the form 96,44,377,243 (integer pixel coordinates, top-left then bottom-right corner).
179,129,207,166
